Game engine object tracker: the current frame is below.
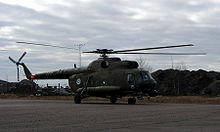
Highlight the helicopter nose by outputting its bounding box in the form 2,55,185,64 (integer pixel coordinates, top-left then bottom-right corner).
143,79,157,89
140,79,158,97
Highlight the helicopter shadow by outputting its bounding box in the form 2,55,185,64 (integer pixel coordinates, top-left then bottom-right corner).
79,101,158,106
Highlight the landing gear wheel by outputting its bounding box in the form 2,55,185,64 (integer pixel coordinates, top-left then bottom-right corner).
110,96,117,104
74,94,81,104
128,98,136,104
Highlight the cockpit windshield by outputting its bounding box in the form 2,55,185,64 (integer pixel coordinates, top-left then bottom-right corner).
135,71,152,83
147,72,154,80
141,72,149,81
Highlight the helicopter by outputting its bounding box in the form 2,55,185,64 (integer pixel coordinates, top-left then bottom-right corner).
13,43,206,104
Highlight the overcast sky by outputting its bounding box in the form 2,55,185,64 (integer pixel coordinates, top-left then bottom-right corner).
0,0,220,85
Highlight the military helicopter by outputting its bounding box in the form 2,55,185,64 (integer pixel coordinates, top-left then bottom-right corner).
15,43,205,104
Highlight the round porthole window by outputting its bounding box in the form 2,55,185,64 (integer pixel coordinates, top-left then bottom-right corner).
101,61,109,68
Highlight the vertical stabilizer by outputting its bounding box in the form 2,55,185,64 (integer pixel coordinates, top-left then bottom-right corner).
20,63,33,80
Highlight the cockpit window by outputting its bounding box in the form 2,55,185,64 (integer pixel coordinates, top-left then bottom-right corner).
141,72,150,81
147,72,154,80
127,74,135,83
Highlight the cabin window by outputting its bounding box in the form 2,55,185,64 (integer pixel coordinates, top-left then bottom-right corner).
127,74,135,83
136,73,142,84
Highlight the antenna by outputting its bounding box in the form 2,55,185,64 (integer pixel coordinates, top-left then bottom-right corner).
9,52,27,81
74,43,85,67
171,56,174,69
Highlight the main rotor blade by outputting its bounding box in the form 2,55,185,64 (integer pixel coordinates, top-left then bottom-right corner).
18,52,27,62
113,44,194,53
16,41,76,50
83,49,113,54
9,56,17,64
114,52,206,55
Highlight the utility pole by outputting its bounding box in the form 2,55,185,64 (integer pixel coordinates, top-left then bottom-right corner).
171,56,174,69
6,74,8,93
17,65,19,82
74,44,85,67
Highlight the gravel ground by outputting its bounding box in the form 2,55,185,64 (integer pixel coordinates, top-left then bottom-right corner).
0,99,220,132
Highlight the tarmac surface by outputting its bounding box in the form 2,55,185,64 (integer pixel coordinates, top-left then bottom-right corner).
0,99,220,132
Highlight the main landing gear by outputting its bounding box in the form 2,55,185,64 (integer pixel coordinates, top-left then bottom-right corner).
74,93,81,104
110,96,117,104
74,76,92,104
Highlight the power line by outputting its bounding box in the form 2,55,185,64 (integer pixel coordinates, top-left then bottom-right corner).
16,41,85,67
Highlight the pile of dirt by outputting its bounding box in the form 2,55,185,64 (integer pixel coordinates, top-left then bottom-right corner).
16,79,38,95
0,79,38,95
152,69,220,96
0,80,9,93
203,80,220,96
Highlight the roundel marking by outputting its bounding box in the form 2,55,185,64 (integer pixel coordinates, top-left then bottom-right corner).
76,78,81,85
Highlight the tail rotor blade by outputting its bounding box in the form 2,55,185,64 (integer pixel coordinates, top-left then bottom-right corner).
18,52,27,62
9,57,17,64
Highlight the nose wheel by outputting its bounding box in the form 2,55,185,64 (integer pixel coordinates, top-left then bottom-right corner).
128,98,136,104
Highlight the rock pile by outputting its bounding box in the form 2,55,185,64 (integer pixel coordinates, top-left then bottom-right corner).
152,69,220,96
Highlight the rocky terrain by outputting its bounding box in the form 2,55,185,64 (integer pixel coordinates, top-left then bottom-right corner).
0,79,37,95
152,69,220,96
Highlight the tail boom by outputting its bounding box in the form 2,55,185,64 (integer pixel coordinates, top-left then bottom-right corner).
20,63,88,80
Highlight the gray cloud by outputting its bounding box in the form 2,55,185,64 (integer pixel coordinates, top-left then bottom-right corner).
0,0,220,83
